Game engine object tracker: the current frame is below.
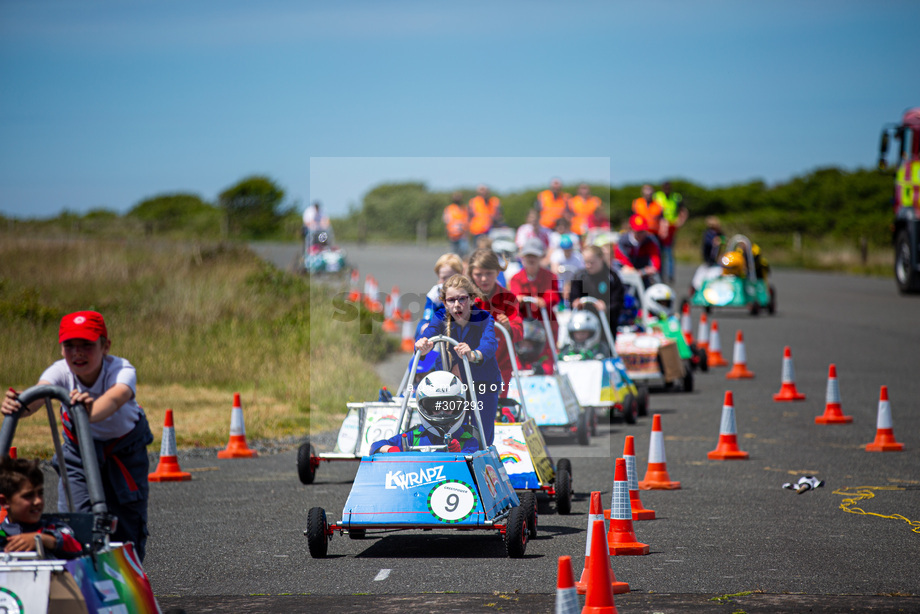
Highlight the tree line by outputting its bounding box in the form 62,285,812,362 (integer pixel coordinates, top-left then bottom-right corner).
3,167,896,247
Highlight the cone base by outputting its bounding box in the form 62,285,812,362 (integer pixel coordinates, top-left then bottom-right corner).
815,414,853,424
773,387,806,401
576,580,630,596
726,366,755,379
866,431,904,452
632,508,656,520
708,448,749,460
382,320,399,333
400,340,415,352
149,471,192,482
707,353,728,367
608,541,650,556
638,468,681,490
218,449,257,458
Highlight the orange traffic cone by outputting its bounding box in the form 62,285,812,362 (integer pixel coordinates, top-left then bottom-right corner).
725,330,755,379
556,555,581,613
696,312,709,352
707,391,749,460
217,393,258,458
773,346,806,401
584,519,620,614
347,268,361,303
382,295,399,333
390,286,403,321
623,436,655,520
362,274,373,310
608,459,649,555
680,303,694,346
149,409,192,481
400,318,416,353
707,320,728,367
639,414,681,490
815,364,853,424
865,386,903,452
578,492,629,595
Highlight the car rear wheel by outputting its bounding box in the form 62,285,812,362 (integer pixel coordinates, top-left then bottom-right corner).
576,412,590,446
682,363,694,392
622,393,638,425
519,491,538,538
895,231,920,293
637,385,650,416
306,507,329,558
297,441,317,485
555,468,573,515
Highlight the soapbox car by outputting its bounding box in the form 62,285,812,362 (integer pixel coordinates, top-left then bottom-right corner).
690,234,775,316
492,321,573,515
301,227,348,275
616,272,691,393
305,337,533,558
0,385,167,614
506,298,592,445
554,296,642,424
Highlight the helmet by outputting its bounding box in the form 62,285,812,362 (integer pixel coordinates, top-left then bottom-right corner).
721,251,746,277
567,310,601,349
515,319,548,363
416,370,467,435
645,283,675,317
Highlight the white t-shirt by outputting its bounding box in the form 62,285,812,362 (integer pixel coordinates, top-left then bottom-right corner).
40,355,143,440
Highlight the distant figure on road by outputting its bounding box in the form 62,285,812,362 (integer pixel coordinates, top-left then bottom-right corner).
303,200,330,234
701,216,724,266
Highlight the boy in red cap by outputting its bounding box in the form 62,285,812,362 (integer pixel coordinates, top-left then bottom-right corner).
1,311,154,561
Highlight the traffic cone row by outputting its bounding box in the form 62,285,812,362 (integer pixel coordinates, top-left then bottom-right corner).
347,268,361,303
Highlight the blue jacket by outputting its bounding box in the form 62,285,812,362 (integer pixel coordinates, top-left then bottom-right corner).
370,424,480,454
420,305,502,387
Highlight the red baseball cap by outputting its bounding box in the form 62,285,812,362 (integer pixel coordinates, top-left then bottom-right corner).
59,311,108,343
629,214,649,233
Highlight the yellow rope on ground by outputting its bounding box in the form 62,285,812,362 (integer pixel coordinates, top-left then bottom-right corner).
833,485,920,534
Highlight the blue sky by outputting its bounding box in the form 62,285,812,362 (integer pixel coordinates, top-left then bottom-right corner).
1,0,918,219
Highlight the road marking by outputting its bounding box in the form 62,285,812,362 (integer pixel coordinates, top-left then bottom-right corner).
374,569,391,581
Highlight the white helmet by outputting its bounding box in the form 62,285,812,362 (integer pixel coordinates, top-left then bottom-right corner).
645,283,675,317
415,370,467,436
568,310,601,349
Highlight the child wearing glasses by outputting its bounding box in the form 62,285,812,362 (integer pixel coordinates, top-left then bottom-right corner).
415,274,502,445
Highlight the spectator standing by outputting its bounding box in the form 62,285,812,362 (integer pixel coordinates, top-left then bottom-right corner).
631,185,663,239
468,185,501,244
654,182,689,284
443,192,471,256
535,178,572,231
569,183,602,237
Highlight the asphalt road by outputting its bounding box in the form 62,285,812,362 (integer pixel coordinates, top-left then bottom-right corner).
145,241,920,613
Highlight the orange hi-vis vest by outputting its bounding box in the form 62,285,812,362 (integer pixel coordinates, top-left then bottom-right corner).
569,194,601,235
444,204,470,241
468,195,500,235
632,197,663,234
537,190,570,229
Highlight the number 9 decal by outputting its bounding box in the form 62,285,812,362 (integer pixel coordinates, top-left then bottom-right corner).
427,480,478,523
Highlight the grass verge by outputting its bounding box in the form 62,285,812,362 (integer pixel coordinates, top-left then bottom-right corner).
0,235,393,458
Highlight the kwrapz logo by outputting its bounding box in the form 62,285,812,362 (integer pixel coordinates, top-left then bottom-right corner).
385,465,446,490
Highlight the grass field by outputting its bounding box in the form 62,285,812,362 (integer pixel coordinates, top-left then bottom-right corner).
0,235,392,458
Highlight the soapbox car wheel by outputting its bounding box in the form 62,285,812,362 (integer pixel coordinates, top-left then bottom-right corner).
768,285,777,314
637,385,650,416
505,505,529,558
576,411,590,446
555,467,573,515
696,346,709,372
588,406,599,436
306,507,329,558
682,362,694,392
556,458,572,476
622,393,638,425
297,440,317,485
519,491,538,538
749,300,760,316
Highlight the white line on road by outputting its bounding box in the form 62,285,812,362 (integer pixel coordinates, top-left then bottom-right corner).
374,569,391,581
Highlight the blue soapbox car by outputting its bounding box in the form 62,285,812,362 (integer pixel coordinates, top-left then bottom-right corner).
305,336,535,558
